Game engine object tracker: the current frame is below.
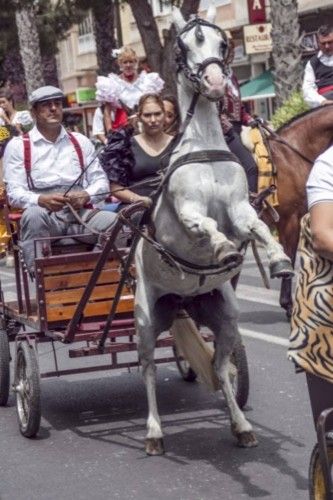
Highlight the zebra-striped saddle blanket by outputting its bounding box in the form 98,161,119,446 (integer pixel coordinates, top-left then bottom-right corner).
289,214,333,382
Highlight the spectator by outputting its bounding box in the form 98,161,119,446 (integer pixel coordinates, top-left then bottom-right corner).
303,25,333,107
0,88,33,134
162,95,180,136
218,37,258,193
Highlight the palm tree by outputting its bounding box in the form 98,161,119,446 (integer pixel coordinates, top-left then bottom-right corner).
270,0,303,107
15,2,45,95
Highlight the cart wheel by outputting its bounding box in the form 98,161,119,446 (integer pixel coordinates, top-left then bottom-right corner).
309,440,333,500
0,330,10,406
172,345,197,382
15,341,41,438
229,340,249,409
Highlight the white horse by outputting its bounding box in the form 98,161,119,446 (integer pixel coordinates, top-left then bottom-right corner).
135,5,293,456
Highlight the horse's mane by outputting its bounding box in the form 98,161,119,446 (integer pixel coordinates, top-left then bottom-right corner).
276,103,333,133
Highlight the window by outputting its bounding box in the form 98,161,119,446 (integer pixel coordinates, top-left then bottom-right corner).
148,0,172,16
78,12,96,54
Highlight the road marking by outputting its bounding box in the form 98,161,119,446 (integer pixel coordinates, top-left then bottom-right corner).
240,327,288,347
236,283,280,307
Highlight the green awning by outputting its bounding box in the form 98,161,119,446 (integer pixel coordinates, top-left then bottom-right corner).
240,71,275,101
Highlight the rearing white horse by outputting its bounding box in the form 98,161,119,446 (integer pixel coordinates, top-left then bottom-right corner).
135,6,293,456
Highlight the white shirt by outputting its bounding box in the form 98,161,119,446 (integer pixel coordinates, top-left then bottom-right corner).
3,125,109,209
307,145,333,208
0,110,34,127
92,107,105,137
303,51,333,108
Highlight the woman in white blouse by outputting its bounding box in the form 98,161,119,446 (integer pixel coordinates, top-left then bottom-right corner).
0,88,33,133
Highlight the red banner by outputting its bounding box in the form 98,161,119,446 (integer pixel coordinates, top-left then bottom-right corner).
247,0,266,23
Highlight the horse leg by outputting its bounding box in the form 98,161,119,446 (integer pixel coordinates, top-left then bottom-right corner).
228,201,293,279
188,283,258,448
277,214,300,318
176,200,242,267
135,276,177,455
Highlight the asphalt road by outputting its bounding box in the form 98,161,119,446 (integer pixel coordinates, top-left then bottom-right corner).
0,250,314,500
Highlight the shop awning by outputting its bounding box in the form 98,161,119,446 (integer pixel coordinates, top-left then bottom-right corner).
240,71,275,101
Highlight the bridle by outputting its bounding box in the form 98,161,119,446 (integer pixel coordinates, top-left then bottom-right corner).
175,16,229,93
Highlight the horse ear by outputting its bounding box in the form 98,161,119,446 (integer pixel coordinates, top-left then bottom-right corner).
206,2,217,23
172,7,186,32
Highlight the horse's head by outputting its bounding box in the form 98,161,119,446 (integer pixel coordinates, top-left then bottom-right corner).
173,5,229,101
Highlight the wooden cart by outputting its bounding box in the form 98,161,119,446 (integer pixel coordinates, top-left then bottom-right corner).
0,203,249,437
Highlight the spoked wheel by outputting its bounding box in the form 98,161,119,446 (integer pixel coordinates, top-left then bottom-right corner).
309,440,333,500
229,340,249,409
0,329,10,406
172,345,197,382
15,341,41,438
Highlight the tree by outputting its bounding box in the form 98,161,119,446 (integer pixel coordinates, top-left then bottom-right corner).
15,2,45,96
126,0,200,93
270,0,303,107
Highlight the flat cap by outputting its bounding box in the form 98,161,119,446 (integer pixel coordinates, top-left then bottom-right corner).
29,85,64,105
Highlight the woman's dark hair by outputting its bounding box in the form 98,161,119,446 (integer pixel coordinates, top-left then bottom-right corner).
318,25,333,38
137,93,165,117
0,88,14,106
162,94,180,135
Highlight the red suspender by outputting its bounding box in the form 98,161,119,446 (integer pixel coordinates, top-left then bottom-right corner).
22,132,85,189
68,132,84,170
22,133,34,189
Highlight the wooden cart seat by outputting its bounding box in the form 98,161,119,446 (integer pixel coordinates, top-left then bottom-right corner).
35,250,134,326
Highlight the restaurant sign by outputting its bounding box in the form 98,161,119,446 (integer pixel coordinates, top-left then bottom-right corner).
243,23,272,54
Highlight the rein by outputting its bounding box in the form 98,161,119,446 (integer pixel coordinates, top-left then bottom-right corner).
257,120,313,165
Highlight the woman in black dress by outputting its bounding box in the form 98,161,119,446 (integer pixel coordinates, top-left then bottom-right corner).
102,93,174,209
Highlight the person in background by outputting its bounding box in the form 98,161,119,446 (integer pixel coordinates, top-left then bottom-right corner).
162,95,180,136
92,105,107,145
95,47,164,134
0,88,33,134
101,93,174,210
303,25,333,108
218,37,258,193
3,85,117,274
289,143,333,432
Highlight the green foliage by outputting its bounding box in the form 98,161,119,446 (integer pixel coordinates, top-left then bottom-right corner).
271,91,310,129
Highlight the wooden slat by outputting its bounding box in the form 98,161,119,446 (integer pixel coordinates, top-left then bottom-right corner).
46,295,134,322
45,283,133,305
44,268,122,291
42,257,120,276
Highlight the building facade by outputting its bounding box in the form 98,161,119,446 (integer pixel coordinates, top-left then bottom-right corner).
56,0,333,118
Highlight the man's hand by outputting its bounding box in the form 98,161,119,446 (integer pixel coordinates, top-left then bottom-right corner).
321,99,333,105
65,190,90,210
38,193,67,212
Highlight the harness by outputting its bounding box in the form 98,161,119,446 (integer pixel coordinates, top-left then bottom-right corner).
22,132,85,190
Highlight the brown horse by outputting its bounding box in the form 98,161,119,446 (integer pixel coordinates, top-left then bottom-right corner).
264,103,333,317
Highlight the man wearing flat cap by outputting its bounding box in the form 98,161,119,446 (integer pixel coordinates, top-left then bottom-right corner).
3,85,117,272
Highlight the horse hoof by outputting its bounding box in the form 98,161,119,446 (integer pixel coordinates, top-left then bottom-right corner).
145,438,165,456
216,242,243,270
236,431,258,448
269,260,294,279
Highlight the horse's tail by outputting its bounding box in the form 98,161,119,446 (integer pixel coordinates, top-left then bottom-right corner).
171,310,220,391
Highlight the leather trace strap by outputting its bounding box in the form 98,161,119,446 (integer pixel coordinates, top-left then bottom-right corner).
22,131,85,190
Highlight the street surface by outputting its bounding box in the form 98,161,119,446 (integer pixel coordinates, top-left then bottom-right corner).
0,249,313,500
